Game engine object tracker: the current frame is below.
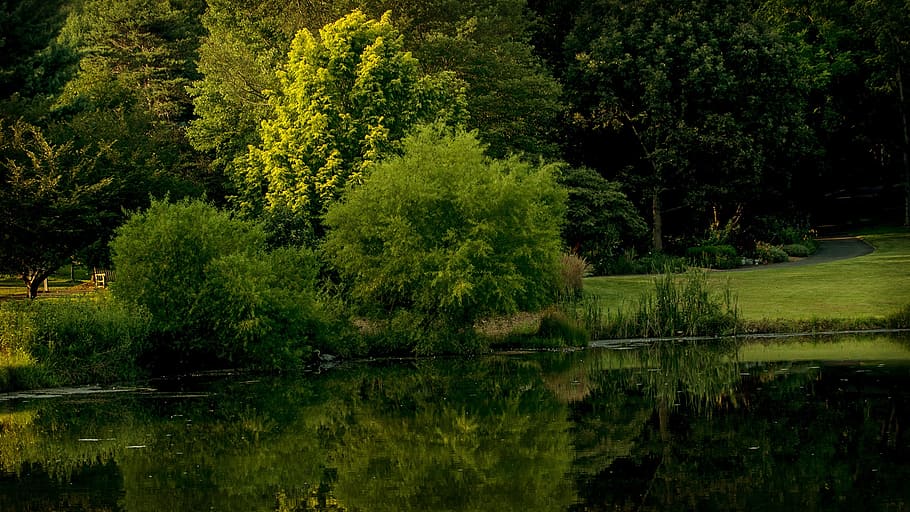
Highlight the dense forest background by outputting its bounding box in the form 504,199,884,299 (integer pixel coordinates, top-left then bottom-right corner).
2,0,908,284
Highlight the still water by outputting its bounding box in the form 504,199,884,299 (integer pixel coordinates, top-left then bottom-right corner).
3,334,910,511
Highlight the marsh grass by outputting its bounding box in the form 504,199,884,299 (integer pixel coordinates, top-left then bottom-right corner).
597,270,739,338
0,294,149,391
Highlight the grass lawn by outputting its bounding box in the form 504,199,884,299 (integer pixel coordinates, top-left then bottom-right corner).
584,231,910,324
0,267,95,300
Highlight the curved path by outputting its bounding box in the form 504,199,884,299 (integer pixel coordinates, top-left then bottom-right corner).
725,236,873,271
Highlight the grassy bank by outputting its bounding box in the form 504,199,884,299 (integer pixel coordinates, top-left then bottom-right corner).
584,231,910,334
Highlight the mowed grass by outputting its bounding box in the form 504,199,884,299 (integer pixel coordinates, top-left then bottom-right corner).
584,231,910,324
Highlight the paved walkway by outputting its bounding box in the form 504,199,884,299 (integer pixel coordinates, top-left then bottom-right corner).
725,236,873,271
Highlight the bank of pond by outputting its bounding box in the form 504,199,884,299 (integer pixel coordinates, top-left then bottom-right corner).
2,333,910,510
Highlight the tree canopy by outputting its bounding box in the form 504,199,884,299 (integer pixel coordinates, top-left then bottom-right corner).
243,10,467,240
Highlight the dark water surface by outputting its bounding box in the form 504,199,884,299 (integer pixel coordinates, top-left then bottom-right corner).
3,334,910,511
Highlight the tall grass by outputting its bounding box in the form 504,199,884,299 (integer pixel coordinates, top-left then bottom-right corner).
0,294,150,391
594,270,739,339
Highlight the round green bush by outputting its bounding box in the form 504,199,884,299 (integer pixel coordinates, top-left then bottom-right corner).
782,243,811,257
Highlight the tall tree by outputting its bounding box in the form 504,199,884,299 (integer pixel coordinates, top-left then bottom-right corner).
187,0,358,201
51,0,213,198
856,0,910,226
367,0,564,158
244,10,467,241
564,0,813,250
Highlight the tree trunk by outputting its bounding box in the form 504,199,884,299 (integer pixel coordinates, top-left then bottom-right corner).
22,269,52,299
651,189,663,252
897,63,909,227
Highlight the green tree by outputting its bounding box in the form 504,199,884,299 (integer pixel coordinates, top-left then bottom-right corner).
370,0,564,158
564,0,813,250
558,166,647,272
855,0,910,226
244,10,467,241
110,199,321,369
0,120,116,298
323,125,566,350
187,0,359,203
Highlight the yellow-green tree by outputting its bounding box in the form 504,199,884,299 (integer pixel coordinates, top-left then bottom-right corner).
244,10,467,241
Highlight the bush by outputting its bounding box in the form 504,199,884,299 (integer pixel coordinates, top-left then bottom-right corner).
111,199,323,370
323,126,565,354
686,245,739,269
754,241,789,263
782,243,811,257
558,166,647,272
600,248,689,275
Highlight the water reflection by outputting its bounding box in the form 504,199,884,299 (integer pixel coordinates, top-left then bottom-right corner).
2,334,910,510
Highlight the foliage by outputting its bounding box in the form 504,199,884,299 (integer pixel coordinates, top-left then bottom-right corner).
244,10,468,237
686,245,739,270
323,125,566,349
110,198,322,369
782,243,812,257
390,0,564,158
559,252,592,299
599,249,689,276
558,166,647,272
563,0,815,250
601,270,739,339
754,241,790,264
0,120,119,298
0,295,149,390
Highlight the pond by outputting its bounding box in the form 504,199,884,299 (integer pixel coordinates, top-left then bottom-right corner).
3,333,910,511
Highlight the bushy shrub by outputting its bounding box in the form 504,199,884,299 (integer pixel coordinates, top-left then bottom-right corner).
535,309,589,346
686,245,739,269
558,166,647,272
111,199,323,370
324,126,565,354
782,243,811,257
754,241,789,263
600,249,689,275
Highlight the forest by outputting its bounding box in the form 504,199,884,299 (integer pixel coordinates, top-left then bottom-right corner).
1,0,909,369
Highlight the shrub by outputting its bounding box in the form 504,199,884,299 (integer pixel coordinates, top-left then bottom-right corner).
323,125,565,354
782,243,811,257
111,199,323,370
535,309,589,346
686,245,739,269
600,248,689,275
754,241,789,264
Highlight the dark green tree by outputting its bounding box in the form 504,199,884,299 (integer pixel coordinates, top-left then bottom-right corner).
0,120,117,298
564,0,813,250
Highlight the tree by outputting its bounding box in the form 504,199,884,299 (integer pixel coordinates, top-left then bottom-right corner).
110,198,322,369
855,0,910,226
0,120,117,298
558,166,647,272
244,9,467,240
187,0,359,203
323,125,566,350
563,0,813,250
369,0,565,158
